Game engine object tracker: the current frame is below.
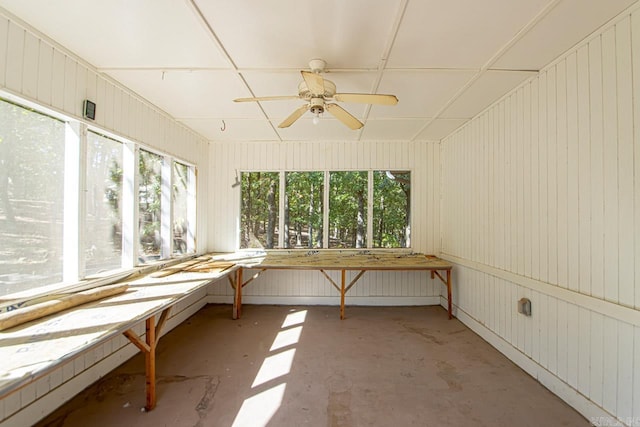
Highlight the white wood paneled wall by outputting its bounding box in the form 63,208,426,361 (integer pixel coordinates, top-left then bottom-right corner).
0,9,210,426
208,140,443,301
441,8,640,425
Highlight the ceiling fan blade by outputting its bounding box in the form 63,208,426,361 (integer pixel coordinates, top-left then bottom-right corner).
301,71,325,95
334,93,398,105
278,104,309,128
325,103,363,130
234,95,300,102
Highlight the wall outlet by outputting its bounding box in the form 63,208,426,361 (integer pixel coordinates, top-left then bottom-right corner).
518,298,532,316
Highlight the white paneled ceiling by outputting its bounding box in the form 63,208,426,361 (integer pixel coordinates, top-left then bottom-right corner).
0,0,637,142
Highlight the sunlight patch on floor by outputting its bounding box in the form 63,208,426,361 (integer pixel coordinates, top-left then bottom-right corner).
231,309,308,427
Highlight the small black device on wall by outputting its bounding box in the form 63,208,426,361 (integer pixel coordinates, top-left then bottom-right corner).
83,99,96,120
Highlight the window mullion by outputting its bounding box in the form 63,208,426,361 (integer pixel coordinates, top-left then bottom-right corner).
161,156,173,258
187,167,197,253
278,171,285,248
122,143,139,268
323,171,329,249
62,122,83,282
367,170,373,248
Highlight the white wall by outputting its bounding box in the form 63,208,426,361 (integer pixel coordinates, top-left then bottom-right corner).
0,9,211,426
207,140,444,304
441,5,640,425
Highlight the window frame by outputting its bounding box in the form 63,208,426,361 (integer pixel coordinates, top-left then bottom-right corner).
0,92,198,306
238,169,412,251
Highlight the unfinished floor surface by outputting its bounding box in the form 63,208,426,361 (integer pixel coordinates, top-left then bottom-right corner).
37,305,587,427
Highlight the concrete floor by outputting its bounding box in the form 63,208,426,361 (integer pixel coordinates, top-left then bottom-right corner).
37,304,587,427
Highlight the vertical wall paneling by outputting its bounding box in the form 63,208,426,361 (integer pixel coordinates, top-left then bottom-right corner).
616,18,635,309
556,60,568,289
602,26,620,304
566,52,580,293
546,67,558,286
21,32,38,98
577,45,592,296
0,17,8,86
589,36,605,300
36,41,52,104
5,22,24,93
441,5,640,423
63,56,76,115
633,10,640,313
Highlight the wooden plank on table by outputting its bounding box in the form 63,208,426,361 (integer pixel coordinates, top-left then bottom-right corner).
0,284,128,331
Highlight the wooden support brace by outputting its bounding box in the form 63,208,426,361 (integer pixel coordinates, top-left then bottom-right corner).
227,275,235,290
154,307,171,345
432,270,453,320
122,329,150,353
345,270,366,293
241,269,266,288
319,269,341,292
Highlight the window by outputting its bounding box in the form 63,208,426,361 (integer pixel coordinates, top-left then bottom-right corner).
0,98,65,296
0,94,198,300
239,170,410,250
172,161,193,255
285,172,323,248
85,131,123,274
138,149,162,263
240,172,279,249
373,171,411,248
329,171,367,248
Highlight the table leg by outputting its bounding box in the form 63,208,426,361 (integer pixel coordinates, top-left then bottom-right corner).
145,316,156,411
233,268,243,320
446,270,452,320
340,270,346,320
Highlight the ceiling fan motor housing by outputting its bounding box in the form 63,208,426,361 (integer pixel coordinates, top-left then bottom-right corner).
310,97,324,115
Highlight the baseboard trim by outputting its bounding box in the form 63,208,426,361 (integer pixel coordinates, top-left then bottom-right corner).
442,296,618,426
207,295,441,306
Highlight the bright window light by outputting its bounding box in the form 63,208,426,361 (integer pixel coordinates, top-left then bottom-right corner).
281,309,307,328
231,383,286,427
269,326,302,352
251,348,296,388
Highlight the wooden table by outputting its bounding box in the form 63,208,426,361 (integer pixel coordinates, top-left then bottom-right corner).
232,251,454,320
0,256,234,413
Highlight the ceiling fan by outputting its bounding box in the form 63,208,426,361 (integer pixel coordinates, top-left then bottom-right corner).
234,59,398,130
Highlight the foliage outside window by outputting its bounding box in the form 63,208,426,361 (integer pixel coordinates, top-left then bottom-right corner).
373,171,410,248
285,172,323,248
239,170,410,250
0,95,197,299
329,171,367,248
0,99,65,296
85,131,123,274
240,172,279,249
138,149,162,263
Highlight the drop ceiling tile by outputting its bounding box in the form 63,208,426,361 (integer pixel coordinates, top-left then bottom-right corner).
276,118,359,141
388,0,553,68
360,119,427,140
107,70,263,119
0,0,228,68
415,118,468,141
494,0,638,70
194,0,402,68
441,70,535,119
181,118,279,142
369,70,476,119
